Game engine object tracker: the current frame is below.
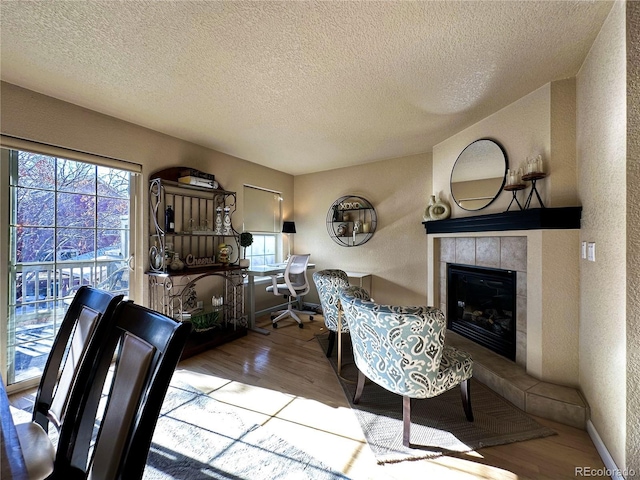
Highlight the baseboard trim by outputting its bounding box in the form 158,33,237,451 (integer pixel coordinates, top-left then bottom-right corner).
586,420,624,479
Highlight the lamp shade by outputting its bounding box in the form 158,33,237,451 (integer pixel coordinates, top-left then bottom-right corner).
282,221,296,234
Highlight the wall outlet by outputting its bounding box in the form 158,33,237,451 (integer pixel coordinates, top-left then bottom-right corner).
581,241,587,259
587,242,596,262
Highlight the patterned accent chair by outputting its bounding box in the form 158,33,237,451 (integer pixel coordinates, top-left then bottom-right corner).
313,270,371,375
312,269,350,357
340,286,474,447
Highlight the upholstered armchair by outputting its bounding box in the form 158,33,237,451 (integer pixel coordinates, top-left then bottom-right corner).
312,269,350,357
339,286,474,447
312,270,371,374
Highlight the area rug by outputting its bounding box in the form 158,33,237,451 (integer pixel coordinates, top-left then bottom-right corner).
317,332,556,464
11,380,350,480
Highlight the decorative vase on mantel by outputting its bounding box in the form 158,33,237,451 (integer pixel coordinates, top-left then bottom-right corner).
424,195,436,221
428,195,451,221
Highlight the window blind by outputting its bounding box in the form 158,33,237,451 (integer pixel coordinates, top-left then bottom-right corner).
243,185,282,233
0,135,142,173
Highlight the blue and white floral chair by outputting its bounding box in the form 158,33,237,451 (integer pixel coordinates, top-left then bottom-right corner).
340,286,474,447
313,270,371,375
312,269,350,358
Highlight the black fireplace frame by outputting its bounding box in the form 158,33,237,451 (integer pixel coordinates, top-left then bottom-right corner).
447,263,517,361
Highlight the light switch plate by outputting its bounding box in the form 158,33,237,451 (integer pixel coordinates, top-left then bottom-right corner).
581,241,587,259
587,242,596,262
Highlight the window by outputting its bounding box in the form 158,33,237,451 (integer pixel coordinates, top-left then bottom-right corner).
245,234,277,268
243,185,282,268
2,146,138,386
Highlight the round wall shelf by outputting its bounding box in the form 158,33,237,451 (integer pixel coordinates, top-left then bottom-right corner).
326,195,377,247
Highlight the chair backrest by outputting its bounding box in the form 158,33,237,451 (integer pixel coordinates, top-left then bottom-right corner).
57,302,192,480
339,287,447,398
282,254,310,297
33,286,123,432
312,270,350,331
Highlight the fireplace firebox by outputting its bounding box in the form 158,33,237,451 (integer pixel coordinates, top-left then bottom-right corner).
447,264,516,361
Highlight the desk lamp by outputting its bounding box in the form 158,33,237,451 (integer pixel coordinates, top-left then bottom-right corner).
282,221,296,259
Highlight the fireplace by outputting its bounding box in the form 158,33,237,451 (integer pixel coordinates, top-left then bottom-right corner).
447,264,516,361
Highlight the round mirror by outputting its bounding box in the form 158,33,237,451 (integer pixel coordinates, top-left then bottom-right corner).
450,139,508,211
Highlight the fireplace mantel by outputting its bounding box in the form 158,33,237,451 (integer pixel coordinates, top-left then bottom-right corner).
423,207,581,234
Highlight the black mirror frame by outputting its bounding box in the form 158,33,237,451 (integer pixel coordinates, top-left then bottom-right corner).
450,138,508,212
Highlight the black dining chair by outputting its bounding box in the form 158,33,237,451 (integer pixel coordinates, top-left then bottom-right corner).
53,301,192,480
15,286,123,479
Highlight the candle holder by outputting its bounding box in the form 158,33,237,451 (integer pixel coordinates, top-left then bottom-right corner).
503,183,527,211
521,172,548,209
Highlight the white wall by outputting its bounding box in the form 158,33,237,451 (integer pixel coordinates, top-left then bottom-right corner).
576,1,627,470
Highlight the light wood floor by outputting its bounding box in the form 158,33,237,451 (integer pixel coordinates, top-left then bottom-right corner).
177,315,607,480
10,314,607,479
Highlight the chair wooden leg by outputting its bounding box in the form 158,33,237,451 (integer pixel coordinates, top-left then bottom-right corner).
461,378,474,422
403,396,411,447
326,331,335,358
353,369,365,404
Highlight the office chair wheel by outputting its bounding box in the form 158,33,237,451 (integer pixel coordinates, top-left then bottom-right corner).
273,322,278,328
298,323,304,329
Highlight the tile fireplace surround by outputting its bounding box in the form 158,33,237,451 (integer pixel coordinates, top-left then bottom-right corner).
425,208,588,428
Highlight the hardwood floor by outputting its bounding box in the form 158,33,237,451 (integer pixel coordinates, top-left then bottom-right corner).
177,315,607,479
10,314,607,479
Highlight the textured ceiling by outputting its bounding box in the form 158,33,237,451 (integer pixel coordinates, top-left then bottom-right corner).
0,1,612,175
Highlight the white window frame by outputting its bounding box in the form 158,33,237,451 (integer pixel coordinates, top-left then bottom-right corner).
0,137,142,393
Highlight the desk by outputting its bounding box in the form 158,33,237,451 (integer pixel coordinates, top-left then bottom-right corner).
246,263,315,334
344,271,373,296
1,375,29,480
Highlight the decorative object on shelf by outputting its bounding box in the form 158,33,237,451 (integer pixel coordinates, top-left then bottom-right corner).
190,309,221,332
178,168,218,189
326,195,377,247
184,254,220,268
428,196,451,221
239,232,253,267
424,195,436,221
353,220,362,242
332,205,341,221
222,207,233,235
521,171,548,209
217,243,233,264
150,241,163,271
214,207,223,234
165,205,175,233
450,138,508,211
282,221,296,258
505,153,548,210
503,167,527,212
525,154,544,175
212,295,224,307
169,253,185,271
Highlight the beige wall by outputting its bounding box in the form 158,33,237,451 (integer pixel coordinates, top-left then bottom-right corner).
433,79,578,216
576,1,628,470
0,82,294,308
627,1,640,473
430,81,581,386
294,154,431,306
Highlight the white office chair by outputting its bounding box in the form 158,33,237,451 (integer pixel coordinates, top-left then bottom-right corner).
266,254,312,328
